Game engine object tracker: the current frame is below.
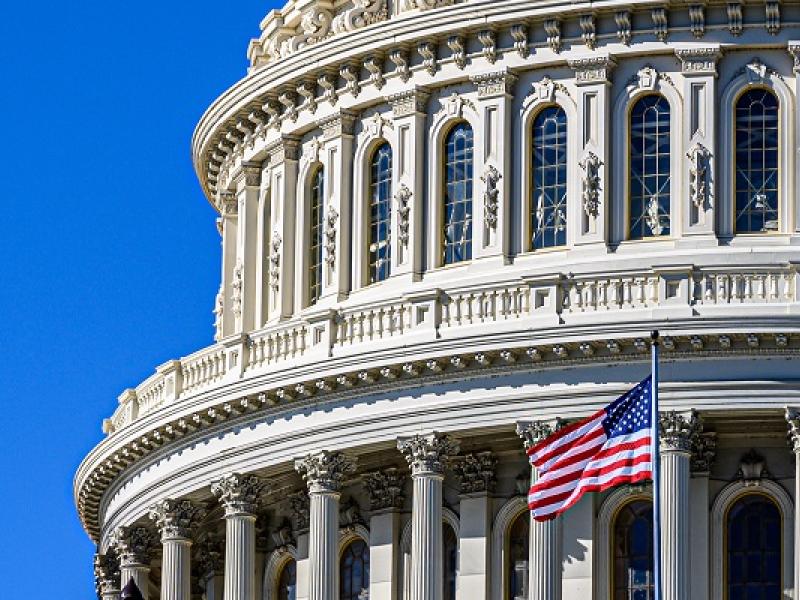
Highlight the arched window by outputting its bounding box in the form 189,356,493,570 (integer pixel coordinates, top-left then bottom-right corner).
735,89,780,233
276,559,297,600
613,499,654,599
340,538,369,600
369,143,392,283
309,167,324,305
443,123,473,265
532,106,568,250
507,511,529,600
726,494,781,598
443,523,458,600
629,95,671,240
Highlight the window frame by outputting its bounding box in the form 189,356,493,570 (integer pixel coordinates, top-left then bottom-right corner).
366,141,393,285
307,165,325,307
441,120,475,267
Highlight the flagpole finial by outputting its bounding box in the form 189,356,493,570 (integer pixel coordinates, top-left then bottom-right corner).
651,330,660,344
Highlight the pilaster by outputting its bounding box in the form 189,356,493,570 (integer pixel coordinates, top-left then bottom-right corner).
218,192,238,339
568,55,615,248
295,451,358,600
675,46,722,237
786,408,800,599
388,88,429,279
516,421,561,600
211,473,270,600
397,432,459,600
470,70,516,262
234,162,264,333
689,431,716,600
149,499,207,600
110,526,157,600
364,469,407,600
789,43,800,233
95,553,121,600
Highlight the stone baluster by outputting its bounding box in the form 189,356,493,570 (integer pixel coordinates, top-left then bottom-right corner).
110,526,158,600
95,553,122,600
452,452,496,600
148,499,207,600
211,473,269,600
397,432,459,600
295,451,358,600
786,408,800,598
363,468,407,600
516,421,561,600
659,411,701,600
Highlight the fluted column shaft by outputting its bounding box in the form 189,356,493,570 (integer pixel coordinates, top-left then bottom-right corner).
120,562,150,599
110,526,157,600
161,537,192,600
786,409,800,599
398,432,459,600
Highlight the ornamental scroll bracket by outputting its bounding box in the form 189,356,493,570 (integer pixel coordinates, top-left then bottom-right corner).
269,231,282,292
395,184,412,247
687,142,711,210
481,165,502,230
324,206,339,268
579,151,602,218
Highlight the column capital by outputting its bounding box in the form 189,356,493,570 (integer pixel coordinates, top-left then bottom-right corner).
94,553,121,597
316,110,357,139
234,161,263,189
788,42,800,73
786,408,800,453
218,191,238,218
110,525,158,567
659,410,701,453
452,451,497,494
568,54,616,85
362,468,406,511
148,499,207,542
690,431,718,474
288,490,311,531
470,69,517,99
387,87,430,118
211,473,269,517
194,532,224,578
675,45,723,75
397,432,459,476
516,420,554,450
295,450,357,494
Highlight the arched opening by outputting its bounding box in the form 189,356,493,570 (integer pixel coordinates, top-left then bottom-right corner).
443,122,474,265
726,493,781,599
340,538,370,600
276,558,296,600
507,510,529,600
613,498,655,599
443,522,458,600
368,142,392,283
308,166,325,305
531,106,567,250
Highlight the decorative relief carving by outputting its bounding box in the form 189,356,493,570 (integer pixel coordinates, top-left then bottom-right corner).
735,58,781,84
194,532,224,577
481,165,502,230
395,184,412,247
691,431,717,473
94,553,120,596
675,47,722,75
516,420,553,449
544,19,562,53
295,450,357,493
580,14,597,50
786,408,800,453
287,7,333,54
510,23,529,58
397,432,459,475
364,55,385,90
627,66,659,92
687,143,711,209
688,4,706,39
438,92,476,118
318,72,339,106
525,76,569,106
652,7,669,42
569,56,615,84
318,111,357,138
363,468,406,510
789,43,800,73
453,451,497,494
331,0,387,34
366,112,392,138
388,88,429,118
615,10,632,45
269,231,282,292
213,286,224,342
447,35,466,70
324,205,339,268
659,410,701,452
471,70,517,98
389,47,410,83
340,63,361,97
478,29,497,63
579,151,602,217
418,41,437,75
110,526,158,566
727,1,743,35
399,0,453,10
148,498,207,540
211,473,269,516
231,260,243,319
765,0,781,35
737,449,769,485
289,491,310,531
645,196,667,236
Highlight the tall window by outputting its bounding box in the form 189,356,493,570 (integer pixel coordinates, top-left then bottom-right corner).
507,511,529,600
613,499,654,600
727,494,781,599
629,95,671,240
443,523,458,600
369,143,393,283
532,106,568,249
309,167,324,305
735,89,780,233
276,559,297,600
443,123,473,265
341,539,369,600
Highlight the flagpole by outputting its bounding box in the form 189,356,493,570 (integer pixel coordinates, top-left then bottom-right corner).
651,330,662,600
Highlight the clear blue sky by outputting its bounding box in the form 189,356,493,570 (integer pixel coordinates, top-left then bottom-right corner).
0,2,280,596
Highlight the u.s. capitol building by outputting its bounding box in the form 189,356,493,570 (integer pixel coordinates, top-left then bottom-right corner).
76,1,800,599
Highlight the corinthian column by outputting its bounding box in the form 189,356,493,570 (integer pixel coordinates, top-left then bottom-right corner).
110,526,157,600
516,421,561,600
397,432,459,600
95,553,121,600
211,473,269,600
786,408,800,598
148,499,206,600
659,411,700,600
295,451,358,600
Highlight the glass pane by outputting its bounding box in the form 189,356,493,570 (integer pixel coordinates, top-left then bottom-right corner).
368,143,393,283
443,123,473,265
308,168,324,305
613,499,655,600
531,106,568,250
727,494,782,599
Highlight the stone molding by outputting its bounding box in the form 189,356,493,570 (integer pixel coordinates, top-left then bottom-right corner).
148,498,207,541
397,432,459,476
295,450,357,494
211,473,269,516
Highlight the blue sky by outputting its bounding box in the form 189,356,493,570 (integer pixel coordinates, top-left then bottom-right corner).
0,1,279,596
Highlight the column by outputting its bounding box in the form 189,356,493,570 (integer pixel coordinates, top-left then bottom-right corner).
148,499,206,600
786,408,800,598
689,431,717,600
516,421,561,600
195,533,225,600
363,469,407,600
110,526,157,600
218,192,238,339
659,411,700,600
470,70,516,262
95,553,121,600
675,46,722,238
295,450,358,600
452,452,496,600
265,137,300,321
211,473,269,600
233,162,263,333
397,432,460,600
789,43,800,233
567,56,615,247
387,88,428,280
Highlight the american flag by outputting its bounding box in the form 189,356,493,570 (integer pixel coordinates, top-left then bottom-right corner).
527,376,654,521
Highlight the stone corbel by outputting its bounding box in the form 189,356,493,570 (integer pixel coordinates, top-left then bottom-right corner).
510,23,529,57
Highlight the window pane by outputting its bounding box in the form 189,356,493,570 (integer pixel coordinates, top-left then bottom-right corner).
443,123,473,265
735,89,779,233
340,539,370,600
613,499,654,600
629,95,671,240
368,143,393,283
309,168,324,305
727,494,782,600
277,560,297,600
531,106,568,250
